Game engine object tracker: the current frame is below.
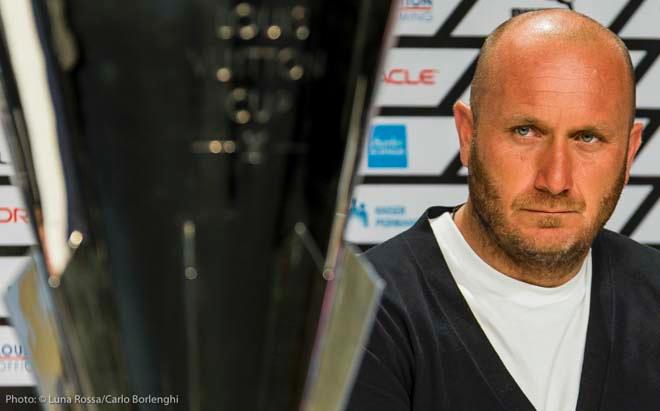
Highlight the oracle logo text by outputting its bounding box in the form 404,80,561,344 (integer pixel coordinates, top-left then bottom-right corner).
383,68,438,85
0,207,28,223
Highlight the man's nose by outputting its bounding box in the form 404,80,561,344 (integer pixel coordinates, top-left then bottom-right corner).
534,139,573,196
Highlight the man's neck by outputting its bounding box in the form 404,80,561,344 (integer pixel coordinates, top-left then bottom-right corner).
453,202,585,287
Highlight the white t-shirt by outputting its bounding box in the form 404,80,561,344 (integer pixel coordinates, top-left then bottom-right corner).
430,212,591,411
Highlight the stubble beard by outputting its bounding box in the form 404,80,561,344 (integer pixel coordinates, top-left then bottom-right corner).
467,139,626,281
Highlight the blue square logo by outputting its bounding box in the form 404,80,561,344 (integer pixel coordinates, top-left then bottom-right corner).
367,124,408,168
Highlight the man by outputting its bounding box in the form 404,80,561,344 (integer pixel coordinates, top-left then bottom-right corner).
347,9,660,411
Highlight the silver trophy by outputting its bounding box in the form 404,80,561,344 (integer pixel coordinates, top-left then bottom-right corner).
0,0,394,410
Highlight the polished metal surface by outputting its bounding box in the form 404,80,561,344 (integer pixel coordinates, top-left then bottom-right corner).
0,1,394,409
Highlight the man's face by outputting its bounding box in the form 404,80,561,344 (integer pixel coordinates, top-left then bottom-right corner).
464,40,640,269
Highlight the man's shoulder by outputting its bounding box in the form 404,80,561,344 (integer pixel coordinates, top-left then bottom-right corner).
597,229,660,265
363,226,418,281
596,229,660,285
360,206,461,303
362,205,450,271
360,215,440,307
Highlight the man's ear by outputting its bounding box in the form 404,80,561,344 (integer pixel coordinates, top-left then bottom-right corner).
453,101,475,168
625,121,644,184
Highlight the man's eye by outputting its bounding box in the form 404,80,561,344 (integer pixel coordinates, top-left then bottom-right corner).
579,133,598,143
514,126,532,136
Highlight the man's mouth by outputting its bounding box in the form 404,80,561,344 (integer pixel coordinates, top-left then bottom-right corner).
520,209,578,214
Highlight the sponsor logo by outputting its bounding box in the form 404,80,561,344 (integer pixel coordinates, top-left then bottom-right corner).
399,0,433,22
350,199,369,227
368,124,408,168
372,205,416,228
349,199,417,229
0,342,31,373
383,68,438,85
0,207,28,223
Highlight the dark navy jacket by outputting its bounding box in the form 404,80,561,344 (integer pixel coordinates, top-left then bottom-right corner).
346,206,660,410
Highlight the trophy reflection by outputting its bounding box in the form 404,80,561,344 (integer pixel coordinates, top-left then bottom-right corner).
0,1,393,410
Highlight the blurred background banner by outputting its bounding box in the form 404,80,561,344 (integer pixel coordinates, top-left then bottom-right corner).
346,0,660,249
0,98,37,405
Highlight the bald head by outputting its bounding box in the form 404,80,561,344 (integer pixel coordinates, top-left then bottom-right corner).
470,9,636,127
